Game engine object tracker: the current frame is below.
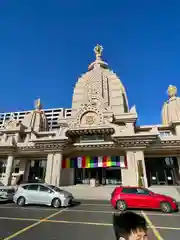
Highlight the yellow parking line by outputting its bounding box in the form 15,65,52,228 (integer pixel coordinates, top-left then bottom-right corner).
144,212,180,217
0,217,38,222
155,226,180,230
2,209,66,240
44,219,180,231
66,208,180,217
66,209,114,214
1,216,180,231
141,211,164,240
40,219,180,230
45,219,112,226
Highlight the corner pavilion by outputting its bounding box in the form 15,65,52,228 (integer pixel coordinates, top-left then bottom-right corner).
0,45,180,188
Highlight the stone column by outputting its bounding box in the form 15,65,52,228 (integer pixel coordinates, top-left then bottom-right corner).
4,155,14,186
121,151,138,186
45,153,54,184
23,160,31,182
45,153,62,186
175,125,180,136
177,157,180,180
121,150,148,187
51,153,62,186
19,160,26,174
135,151,148,188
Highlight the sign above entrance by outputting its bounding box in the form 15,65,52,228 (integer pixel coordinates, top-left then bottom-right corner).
62,156,127,169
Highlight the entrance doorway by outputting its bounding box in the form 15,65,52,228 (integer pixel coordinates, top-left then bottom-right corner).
145,157,179,186
28,160,47,182
75,167,121,185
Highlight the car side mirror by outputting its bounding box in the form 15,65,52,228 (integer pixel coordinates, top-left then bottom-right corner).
149,191,154,196
48,190,53,193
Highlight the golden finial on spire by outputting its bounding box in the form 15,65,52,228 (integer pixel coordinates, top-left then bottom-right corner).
94,44,103,60
167,85,177,98
34,98,42,110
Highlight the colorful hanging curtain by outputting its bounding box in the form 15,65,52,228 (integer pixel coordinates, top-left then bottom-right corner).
62,156,127,169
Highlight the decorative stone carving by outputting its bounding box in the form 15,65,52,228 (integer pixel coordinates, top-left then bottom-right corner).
76,105,104,127
167,85,177,98
162,85,180,125
81,112,98,126
58,119,69,137
3,117,20,130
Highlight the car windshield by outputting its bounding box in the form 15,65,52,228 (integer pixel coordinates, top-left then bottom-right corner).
48,185,63,192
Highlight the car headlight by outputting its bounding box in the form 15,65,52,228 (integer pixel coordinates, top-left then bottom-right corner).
0,192,8,197
0,189,6,192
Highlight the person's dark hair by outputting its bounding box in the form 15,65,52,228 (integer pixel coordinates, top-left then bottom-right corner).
113,211,147,239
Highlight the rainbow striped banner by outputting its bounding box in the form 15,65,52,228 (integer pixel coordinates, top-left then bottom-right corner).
62,156,127,169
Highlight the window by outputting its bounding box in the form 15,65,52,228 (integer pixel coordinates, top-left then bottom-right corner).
0,160,6,175
164,157,174,166
27,184,39,191
122,188,138,194
39,185,50,192
159,132,171,137
22,185,29,189
48,185,62,193
137,188,150,195
80,134,104,143
13,160,20,173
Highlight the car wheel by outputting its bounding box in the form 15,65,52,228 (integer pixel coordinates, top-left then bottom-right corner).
160,202,172,213
17,196,26,206
52,198,61,208
116,200,127,211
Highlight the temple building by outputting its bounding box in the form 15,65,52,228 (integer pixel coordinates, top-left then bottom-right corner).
0,45,180,187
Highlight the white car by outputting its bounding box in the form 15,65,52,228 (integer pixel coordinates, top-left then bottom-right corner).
13,183,74,208
0,183,15,202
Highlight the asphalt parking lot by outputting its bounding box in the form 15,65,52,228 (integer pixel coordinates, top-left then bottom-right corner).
0,200,179,240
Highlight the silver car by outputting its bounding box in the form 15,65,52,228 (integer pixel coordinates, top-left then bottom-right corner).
13,183,74,208
0,183,15,202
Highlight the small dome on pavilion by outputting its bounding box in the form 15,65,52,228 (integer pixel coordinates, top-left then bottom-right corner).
22,99,49,131
162,85,180,125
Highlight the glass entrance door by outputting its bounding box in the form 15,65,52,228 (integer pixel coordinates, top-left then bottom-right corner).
146,157,179,186
75,167,121,185
75,168,103,184
28,160,47,182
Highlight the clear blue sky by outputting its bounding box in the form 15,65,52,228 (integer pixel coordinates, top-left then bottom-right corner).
0,0,180,125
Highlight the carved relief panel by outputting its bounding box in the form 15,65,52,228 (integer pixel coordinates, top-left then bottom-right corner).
75,105,104,128
80,111,99,126
101,73,110,108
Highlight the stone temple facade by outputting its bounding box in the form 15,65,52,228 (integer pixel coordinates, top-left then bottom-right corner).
0,45,180,188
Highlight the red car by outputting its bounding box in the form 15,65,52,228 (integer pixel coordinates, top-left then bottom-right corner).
110,186,178,213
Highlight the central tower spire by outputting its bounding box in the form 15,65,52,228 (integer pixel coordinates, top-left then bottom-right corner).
94,44,103,60
88,44,108,70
